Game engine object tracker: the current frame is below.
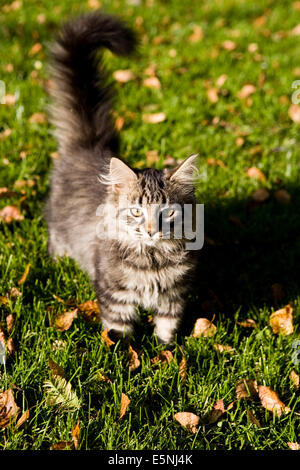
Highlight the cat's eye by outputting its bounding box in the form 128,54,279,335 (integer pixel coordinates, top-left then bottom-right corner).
168,209,175,217
130,208,142,217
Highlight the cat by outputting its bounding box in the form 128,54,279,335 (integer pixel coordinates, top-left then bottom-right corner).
45,11,200,344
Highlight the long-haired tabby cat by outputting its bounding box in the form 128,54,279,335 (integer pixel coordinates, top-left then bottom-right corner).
46,11,200,344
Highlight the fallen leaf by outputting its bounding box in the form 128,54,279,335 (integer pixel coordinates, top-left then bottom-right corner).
290,370,299,389
0,129,12,140
6,338,15,355
237,318,257,328
248,43,258,53
174,412,200,433
142,112,166,124
88,0,101,9
53,309,78,332
235,137,244,147
128,345,140,371
216,74,227,87
258,385,290,416
72,421,80,450
146,150,159,166
15,409,30,430
96,372,111,383
207,87,218,103
289,104,300,123
77,300,100,323
115,116,125,131
189,25,203,43
246,167,266,182
152,350,174,366
6,313,15,334
113,69,135,83
236,379,258,399
247,409,261,427
192,318,217,338
0,205,24,223
29,112,47,124
101,328,115,348
288,442,299,450
18,263,31,286
5,94,16,106
29,43,42,56
0,389,20,429
206,399,226,424
49,358,66,378
222,40,236,51
51,441,74,450
143,76,161,89
178,346,187,382
214,343,234,354
9,287,22,299
238,84,256,99
270,304,294,335
252,188,270,202
274,189,291,205
119,393,130,420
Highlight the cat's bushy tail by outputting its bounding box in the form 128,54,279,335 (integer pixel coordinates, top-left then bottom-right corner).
49,12,137,154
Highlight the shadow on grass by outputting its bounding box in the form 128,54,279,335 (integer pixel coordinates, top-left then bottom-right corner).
180,181,300,337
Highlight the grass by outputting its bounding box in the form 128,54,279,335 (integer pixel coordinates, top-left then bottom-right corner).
0,0,300,450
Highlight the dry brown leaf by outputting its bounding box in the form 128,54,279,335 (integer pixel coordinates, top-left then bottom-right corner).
151,350,174,366
128,345,140,371
246,166,266,182
6,313,15,334
88,0,101,9
51,441,74,450
113,69,135,83
274,189,291,205
15,409,29,430
143,76,161,89
18,263,31,286
207,87,218,103
222,40,236,51
289,104,300,123
247,409,261,428
5,94,16,106
258,385,290,417
49,358,65,378
214,343,234,354
237,318,257,328
6,338,15,355
119,393,130,420
238,84,256,99
178,346,187,382
174,412,200,433
206,399,226,424
235,137,244,147
236,379,258,400
77,300,100,323
0,129,12,140
29,43,42,56
270,304,294,335
97,372,111,383
101,328,115,348
146,150,160,166
115,116,125,131
53,309,78,332
142,112,166,124
290,370,299,389
288,442,299,450
216,74,227,87
0,389,20,429
0,205,24,223
29,112,47,124
72,420,80,450
192,318,217,338
189,25,203,43
252,188,270,202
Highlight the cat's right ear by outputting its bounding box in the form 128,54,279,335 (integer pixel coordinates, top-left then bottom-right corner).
108,157,137,193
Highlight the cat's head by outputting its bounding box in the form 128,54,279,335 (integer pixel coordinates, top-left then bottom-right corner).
100,154,198,246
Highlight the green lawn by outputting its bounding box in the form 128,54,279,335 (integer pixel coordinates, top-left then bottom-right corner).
0,0,299,450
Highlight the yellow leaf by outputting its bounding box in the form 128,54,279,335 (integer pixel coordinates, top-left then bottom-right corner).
101,328,115,348
128,345,140,371
270,304,294,335
72,420,80,450
53,309,78,332
18,263,31,286
119,393,130,420
192,318,217,338
174,412,200,433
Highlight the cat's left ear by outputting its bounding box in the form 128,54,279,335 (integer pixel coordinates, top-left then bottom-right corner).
165,153,199,185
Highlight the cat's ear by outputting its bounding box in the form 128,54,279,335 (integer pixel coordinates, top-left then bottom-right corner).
108,157,137,193
166,153,199,186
